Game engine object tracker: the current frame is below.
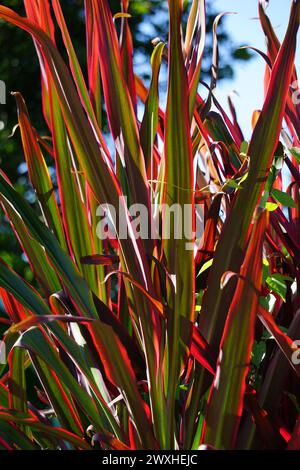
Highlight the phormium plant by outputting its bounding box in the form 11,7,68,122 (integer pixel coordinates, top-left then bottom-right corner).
0,0,299,451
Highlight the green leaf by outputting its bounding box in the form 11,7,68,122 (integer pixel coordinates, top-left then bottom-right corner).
266,273,293,301
203,210,267,449
0,191,61,297
14,327,116,433
251,341,266,368
163,0,195,448
240,140,249,156
198,258,213,276
265,202,278,212
140,41,165,169
0,409,91,450
13,93,67,251
290,146,300,164
271,188,297,208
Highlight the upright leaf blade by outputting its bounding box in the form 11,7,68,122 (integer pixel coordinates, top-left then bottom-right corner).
164,0,195,446
202,210,268,449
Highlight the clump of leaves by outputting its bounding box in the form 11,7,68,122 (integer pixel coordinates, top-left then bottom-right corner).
0,0,299,451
